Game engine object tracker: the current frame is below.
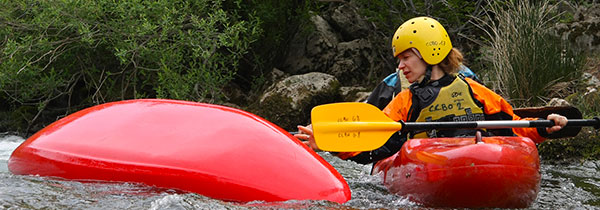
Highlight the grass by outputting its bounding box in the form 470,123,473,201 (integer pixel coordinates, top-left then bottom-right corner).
473,0,598,160
475,0,585,108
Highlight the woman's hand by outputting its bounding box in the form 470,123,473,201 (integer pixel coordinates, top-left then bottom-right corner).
546,113,568,134
294,124,320,151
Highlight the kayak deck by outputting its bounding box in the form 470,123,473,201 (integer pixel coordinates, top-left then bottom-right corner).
373,136,540,208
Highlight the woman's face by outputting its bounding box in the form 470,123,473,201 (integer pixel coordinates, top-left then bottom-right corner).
397,49,427,83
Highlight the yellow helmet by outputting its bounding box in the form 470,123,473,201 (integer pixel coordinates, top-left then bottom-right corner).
391,17,452,65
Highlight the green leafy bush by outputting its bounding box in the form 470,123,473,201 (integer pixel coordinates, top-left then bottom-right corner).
234,1,323,98
0,0,260,132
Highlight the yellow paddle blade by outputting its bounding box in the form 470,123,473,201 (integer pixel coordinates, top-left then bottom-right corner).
311,102,403,152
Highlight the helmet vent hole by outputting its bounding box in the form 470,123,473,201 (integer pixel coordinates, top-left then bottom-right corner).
431,25,434,28
411,22,415,24
413,30,417,33
437,53,440,55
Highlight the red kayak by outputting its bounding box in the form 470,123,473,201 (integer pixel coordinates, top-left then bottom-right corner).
9,99,351,203
373,136,540,208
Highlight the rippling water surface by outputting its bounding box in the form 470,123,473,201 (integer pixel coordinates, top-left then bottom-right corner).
1,134,598,209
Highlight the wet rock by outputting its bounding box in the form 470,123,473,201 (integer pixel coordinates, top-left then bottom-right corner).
582,72,600,96
281,14,339,75
547,98,571,107
583,72,600,87
254,72,341,130
555,3,600,52
329,39,373,85
268,2,398,128
280,2,394,87
328,3,371,41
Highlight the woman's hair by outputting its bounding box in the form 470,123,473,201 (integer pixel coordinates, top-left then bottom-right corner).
438,48,464,74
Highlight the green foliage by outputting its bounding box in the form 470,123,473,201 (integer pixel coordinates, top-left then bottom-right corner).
538,128,600,160
233,1,323,96
561,89,600,160
476,0,585,107
0,0,260,132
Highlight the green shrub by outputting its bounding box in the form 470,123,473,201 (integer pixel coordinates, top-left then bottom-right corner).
232,0,321,97
0,0,260,132
538,127,600,160
476,0,585,107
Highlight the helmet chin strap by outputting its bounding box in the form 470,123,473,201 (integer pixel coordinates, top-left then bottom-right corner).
410,48,433,87
417,65,433,87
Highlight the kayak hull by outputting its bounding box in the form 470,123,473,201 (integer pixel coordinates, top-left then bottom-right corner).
9,99,351,203
373,136,540,208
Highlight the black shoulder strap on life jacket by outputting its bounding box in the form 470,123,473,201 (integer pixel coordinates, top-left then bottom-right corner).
416,65,433,88
407,72,451,122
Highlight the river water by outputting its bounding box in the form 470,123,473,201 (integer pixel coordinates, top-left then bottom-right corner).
1,134,598,209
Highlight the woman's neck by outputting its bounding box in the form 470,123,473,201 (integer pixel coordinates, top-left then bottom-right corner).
429,65,445,81
416,65,445,83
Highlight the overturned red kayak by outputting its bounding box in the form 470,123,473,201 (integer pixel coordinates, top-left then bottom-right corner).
373,136,540,208
9,99,351,203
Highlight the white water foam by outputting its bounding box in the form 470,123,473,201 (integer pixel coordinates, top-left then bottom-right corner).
0,135,25,172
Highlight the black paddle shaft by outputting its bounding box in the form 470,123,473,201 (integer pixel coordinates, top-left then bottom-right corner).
400,117,600,131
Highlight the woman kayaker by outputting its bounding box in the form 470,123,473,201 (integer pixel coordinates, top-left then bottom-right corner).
295,16,569,164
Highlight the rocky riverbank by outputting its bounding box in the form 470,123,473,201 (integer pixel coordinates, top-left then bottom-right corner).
245,1,600,132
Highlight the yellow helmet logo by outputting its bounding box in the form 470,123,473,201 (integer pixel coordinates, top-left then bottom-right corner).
391,17,452,65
